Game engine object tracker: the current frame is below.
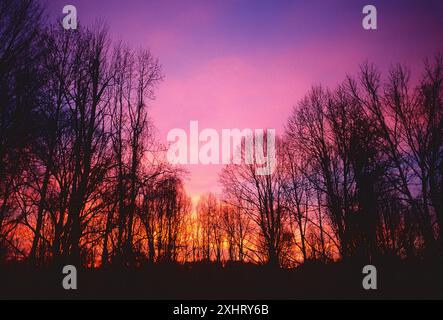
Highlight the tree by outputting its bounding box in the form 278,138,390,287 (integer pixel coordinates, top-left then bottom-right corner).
220,137,288,267
0,0,44,261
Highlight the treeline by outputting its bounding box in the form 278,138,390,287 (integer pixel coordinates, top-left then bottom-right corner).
0,0,191,267
1,1,442,269
155,50,443,267
217,57,443,266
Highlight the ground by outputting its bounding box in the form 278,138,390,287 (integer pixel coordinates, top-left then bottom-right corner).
1,259,442,299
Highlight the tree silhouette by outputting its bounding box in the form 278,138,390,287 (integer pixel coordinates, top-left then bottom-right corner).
1,1,443,283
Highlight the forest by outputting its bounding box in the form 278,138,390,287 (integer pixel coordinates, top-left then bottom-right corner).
1,0,443,298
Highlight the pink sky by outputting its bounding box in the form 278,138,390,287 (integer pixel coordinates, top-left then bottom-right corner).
46,0,443,199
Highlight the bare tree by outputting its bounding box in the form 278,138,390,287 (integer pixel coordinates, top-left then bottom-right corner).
220,137,288,267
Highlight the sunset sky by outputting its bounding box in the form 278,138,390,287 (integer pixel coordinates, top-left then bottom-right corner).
45,0,443,200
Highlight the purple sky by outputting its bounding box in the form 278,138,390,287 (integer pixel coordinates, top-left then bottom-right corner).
44,0,443,200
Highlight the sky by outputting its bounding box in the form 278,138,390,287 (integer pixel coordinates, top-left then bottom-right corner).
44,0,443,201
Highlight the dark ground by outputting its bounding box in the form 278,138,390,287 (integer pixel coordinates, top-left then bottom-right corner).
1,259,442,300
